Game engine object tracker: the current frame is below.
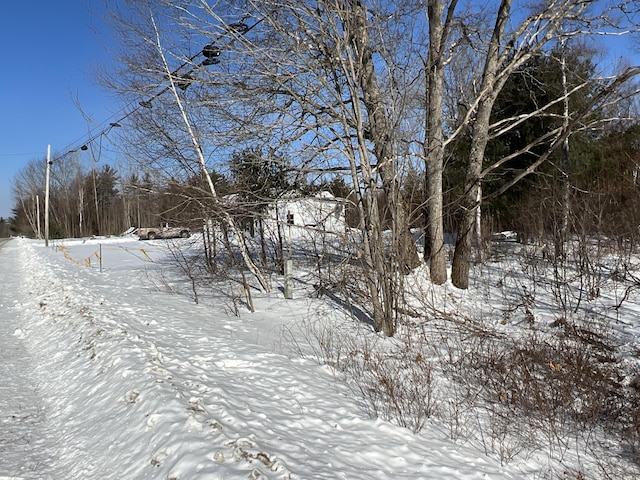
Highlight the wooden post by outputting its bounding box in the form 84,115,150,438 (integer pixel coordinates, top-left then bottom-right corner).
284,259,293,299
284,212,295,299
44,145,51,247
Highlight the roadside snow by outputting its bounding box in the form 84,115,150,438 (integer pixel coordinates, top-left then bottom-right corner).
0,241,57,479
0,237,523,479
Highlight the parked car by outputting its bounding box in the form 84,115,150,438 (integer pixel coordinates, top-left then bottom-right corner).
136,225,191,240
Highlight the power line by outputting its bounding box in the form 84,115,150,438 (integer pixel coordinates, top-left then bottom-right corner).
0,152,44,157
49,18,258,164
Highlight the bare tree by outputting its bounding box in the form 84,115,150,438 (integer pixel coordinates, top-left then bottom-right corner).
100,0,640,326
229,0,429,334
102,0,428,335
423,0,460,285
151,14,271,292
438,0,640,289
12,157,46,237
12,152,93,239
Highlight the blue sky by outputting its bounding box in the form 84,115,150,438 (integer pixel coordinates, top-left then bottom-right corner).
0,1,115,219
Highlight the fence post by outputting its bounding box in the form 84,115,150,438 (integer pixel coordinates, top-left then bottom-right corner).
284,259,293,299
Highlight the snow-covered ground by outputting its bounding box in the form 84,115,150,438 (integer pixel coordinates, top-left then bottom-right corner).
0,240,57,477
0,236,531,479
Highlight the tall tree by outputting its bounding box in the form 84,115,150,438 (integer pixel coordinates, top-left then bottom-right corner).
229,146,290,235
11,157,45,238
88,164,121,235
424,0,459,284
446,0,640,288
103,0,427,334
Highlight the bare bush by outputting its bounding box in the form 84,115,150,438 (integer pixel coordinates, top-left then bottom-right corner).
431,301,640,475
293,316,437,434
165,238,204,304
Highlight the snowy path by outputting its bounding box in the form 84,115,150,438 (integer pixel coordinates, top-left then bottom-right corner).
0,239,56,479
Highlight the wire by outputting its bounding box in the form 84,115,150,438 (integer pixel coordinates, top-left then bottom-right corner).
50,17,259,164
0,152,44,157
137,19,258,108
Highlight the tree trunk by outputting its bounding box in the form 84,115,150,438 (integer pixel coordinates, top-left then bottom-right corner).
424,0,457,285
451,150,483,290
347,1,422,336
557,37,571,259
451,0,512,289
351,1,421,276
475,184,483,263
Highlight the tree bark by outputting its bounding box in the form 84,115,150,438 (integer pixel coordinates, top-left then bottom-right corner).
424,0,458,285
451,0,512,289
557,37,571,259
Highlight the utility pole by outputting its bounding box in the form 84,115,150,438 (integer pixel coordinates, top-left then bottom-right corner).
44,145,51,247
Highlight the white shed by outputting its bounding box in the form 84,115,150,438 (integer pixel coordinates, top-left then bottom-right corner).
270,191,347,238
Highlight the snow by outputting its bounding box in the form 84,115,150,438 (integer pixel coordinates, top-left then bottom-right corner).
1,234,638,479
0,236,523,479
0,246,57,476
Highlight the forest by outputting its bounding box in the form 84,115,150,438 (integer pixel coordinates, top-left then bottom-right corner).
10,115,640,253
